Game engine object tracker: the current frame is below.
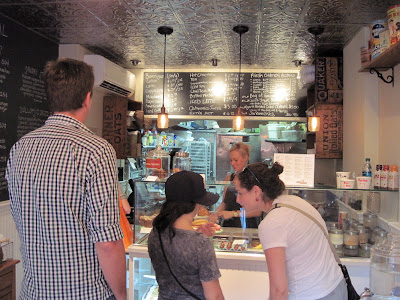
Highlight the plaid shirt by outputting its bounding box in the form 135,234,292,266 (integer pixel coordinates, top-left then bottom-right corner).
6,114,123,299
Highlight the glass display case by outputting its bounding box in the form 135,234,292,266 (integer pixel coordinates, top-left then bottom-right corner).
133,180,399,249
129,180,399,299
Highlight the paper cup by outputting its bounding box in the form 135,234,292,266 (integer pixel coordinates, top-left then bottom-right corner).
357,176,371,189
336,172,350,188
341,179,355,189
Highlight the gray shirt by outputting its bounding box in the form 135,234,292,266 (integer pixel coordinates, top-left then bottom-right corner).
148,228,221,300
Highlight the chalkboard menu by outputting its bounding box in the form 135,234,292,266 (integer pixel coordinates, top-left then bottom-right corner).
143,72,305,118
0,16,58,201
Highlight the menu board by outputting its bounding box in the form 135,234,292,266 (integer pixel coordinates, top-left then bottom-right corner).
0,16,58,201
143,72,305,118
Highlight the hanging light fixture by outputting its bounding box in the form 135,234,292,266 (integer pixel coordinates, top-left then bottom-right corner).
232,25,249,131
157,26,173,129
306,26,324,132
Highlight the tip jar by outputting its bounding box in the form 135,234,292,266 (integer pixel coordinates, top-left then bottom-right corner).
145,145,170,179
370,232,400,299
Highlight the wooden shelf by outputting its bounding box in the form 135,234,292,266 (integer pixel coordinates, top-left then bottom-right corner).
359,42,400,72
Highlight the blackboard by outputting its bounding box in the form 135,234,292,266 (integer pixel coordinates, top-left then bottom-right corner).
143,72,305,118
0,16,58,201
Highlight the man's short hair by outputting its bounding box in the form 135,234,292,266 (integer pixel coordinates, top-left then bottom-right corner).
44,58,94,113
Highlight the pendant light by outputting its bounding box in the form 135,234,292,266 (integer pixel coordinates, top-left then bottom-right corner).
157,26,173,129
232,25,249,131
307,26,324,132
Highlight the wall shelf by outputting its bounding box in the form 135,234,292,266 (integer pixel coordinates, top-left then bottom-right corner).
359,42,400,72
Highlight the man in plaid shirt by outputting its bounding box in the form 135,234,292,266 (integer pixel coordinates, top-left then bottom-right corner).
6,58,126,299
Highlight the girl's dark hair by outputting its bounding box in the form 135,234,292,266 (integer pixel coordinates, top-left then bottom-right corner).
152,200,196,242
238,162,285,202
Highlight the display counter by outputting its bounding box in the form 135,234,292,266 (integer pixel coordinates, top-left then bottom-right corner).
127,241,370,300
128,180,397,299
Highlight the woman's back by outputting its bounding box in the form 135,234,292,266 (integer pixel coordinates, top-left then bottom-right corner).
148,228,220,300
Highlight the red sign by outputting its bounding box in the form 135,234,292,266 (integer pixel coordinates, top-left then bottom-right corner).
146,158,162,169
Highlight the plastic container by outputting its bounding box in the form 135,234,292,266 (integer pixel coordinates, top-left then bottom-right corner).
374,165,382,189
173,149,191,173
381,165,390,190
145,145,170,179
370,233,400,298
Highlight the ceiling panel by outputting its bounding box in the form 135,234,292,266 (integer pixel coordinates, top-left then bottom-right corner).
0,0,396,69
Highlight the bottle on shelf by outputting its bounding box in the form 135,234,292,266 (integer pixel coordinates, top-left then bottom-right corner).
388,165,399,190
381,165,389,189
362,158,372,188
362,158,372,177
373,165,382,189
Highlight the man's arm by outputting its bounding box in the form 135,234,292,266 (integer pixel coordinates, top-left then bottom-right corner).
96,239,127,300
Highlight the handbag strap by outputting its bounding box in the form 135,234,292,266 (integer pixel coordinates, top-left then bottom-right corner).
272,203,342,264
157,231,202,300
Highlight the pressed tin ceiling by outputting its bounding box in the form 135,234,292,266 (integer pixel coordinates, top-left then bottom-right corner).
0,0,398,70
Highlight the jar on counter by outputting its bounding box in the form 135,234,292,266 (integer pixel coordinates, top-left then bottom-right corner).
369,227,381,244
357,227,370,244
350,191,363,210
344,229,359,247
173,149,191,173
344,245,359,257
375,229,388,245
334,244,344,257
329,229,344,246
145,145,171,179
363,212,378,228
359,243,372,258
367,192,381,213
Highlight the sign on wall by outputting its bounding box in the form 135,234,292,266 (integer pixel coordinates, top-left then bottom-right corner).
143,72,305,118
0,16,58,202
103,96,127,159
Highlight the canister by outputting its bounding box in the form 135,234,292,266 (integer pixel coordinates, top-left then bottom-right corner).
363,212,378,228
357,226,370,244
387,5,400,45
145,145,170,179
344,229,359,247
375,229,388,245
370,19,387,59
359,243,371,258
329,229,344,246
367,192,381,213
334,244,344,257
344,244,359,257
173,149,191,173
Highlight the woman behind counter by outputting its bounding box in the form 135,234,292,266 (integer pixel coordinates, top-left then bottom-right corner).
148,171,224,300
209,142,262,228
234,162,346,300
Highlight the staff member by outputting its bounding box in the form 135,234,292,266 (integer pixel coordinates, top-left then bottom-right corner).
234,162,346,300
210,142,262,228
6,58,126,300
